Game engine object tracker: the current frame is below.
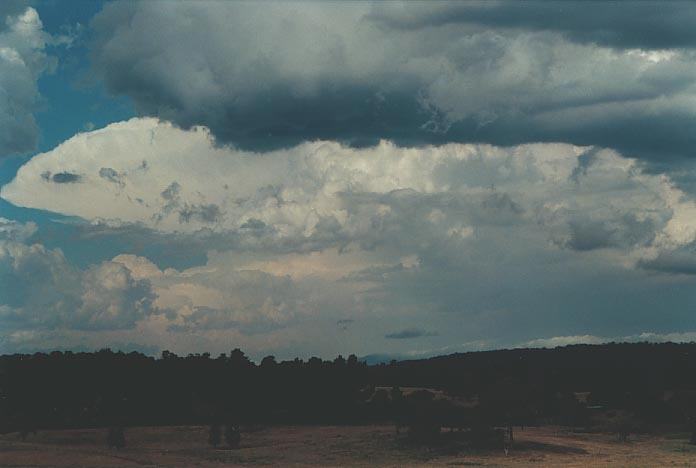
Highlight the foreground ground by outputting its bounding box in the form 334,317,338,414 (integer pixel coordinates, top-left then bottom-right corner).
2,425,696,467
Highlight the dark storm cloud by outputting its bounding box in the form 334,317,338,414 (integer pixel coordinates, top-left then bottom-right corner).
369,2,696,50
87,1,696,163
385,328,438,340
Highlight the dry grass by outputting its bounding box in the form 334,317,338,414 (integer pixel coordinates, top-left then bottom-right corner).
2,425,696,467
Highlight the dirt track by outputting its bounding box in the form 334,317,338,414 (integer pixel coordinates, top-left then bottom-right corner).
2,425,696,467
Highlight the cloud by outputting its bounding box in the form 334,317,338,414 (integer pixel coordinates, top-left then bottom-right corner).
0,6,53,157
75,261,157,330
86,2,696,162
7,118,696,295
520,331,696,349
637,247,696,276
385,327,438,340
0,221,159,333
109,250,367,336
5,118,694,261
44,171,82,184
561,214,657,252
337,319,354,331
0,217,36,241
6,119,696,356
99,167,124,187
0,328,162,356
368,2,696,50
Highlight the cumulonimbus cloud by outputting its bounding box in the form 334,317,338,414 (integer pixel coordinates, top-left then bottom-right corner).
4,117,696,268
5,113,696,355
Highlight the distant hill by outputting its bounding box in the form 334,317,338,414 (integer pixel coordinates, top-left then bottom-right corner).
359,353,411,365
368,342,696,397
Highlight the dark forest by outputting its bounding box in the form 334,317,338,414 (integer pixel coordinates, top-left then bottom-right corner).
3,342,696,448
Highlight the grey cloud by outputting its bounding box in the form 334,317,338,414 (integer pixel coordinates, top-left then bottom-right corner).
337,319,354,330
570,148,601,183
167,306,238,332
167,306,296,335
99,167,124,186
481,192,524,216
41,171,83,184
564,219,617,251
51,172,82,184
155,181,182,222
341,262,410,283
0,218,36,242
385,328,438,340
561,215,657,252
240,218,267,230
167,302,296,336
369,2,696,50
178,203,221,224
638,248,696,276
88,2,696,163
360,238,696,348
161,181,180,201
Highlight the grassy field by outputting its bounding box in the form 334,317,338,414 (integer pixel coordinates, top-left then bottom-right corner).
2,425,696,467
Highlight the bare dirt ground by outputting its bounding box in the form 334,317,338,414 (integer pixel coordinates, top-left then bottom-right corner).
2,425,696,467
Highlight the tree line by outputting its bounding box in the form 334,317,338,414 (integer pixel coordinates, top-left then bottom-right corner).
2,342,696,445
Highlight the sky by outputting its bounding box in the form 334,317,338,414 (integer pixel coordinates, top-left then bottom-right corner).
2,1,696,360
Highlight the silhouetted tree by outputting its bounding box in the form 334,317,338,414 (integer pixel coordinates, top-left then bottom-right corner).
260,355,277,368
230,348,251,367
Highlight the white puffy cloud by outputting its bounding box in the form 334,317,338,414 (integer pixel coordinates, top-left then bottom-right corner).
110,250,365,335
3,117,695,267
75,261,156,330
0,216,36,241
0,6,53,157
